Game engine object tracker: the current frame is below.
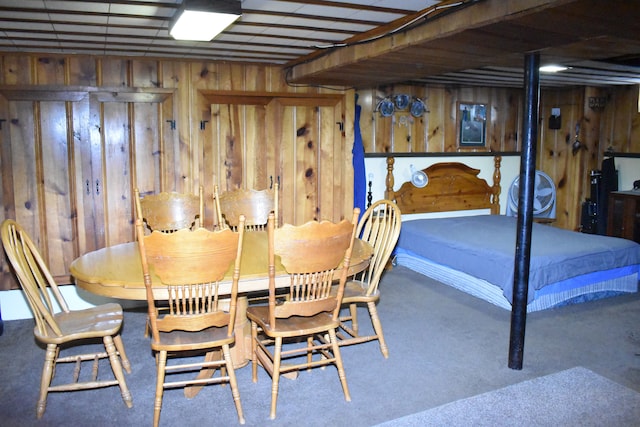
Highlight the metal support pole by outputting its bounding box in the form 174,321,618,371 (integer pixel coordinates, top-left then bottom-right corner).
508,53,540,370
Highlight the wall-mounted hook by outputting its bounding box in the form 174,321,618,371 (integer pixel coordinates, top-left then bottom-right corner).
336,121,344,131
200,120,209,130
166,120,176,130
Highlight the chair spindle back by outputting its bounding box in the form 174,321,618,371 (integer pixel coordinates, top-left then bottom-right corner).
267,209,359,326
135,217,245,342
215,183,279,231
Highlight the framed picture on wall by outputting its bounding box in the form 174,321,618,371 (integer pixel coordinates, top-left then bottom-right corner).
458,102,487,148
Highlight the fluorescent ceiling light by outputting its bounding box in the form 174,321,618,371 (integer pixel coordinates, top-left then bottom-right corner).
540,65,569,73
170,0,241,41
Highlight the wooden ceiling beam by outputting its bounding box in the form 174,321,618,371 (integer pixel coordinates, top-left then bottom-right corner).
285,0,636,88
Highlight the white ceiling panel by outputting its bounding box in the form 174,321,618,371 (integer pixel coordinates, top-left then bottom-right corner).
0,0,637,87
44,1,110,13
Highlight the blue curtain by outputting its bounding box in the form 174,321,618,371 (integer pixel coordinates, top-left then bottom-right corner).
352,102,366,220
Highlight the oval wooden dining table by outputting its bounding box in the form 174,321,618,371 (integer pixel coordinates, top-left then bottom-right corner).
70,230,373,381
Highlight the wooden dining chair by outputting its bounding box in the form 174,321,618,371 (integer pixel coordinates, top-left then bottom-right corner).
246,208,359,419
0,219,133,419
134,186,204,233
214,183,279,231
337,200,401,358
135,216,246,427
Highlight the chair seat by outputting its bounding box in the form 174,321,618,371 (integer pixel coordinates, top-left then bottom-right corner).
1,219,133,419
36,303,124,344
247,306,339,338
340,280,381,303
151,328,235,352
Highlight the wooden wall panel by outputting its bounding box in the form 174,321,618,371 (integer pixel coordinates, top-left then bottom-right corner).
0,93,12,290
358,85,523,154
601,85,640,154
1,55,32,85
161,61,192,193
101,101,132,246
131,60,159,88
538,87,591,230
245,105,269,189
87,97,107,249
427,86,446,152
9,101,40,242
71,97,95,253
1,52,638,290
35,57,66,85
279,104,296,223
67,57,97,86
297,105,319,221
39,101,75,276
99,58,129,86
192,61,221,226
132,102,161,196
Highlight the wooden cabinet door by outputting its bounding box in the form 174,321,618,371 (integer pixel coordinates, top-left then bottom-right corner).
274,99,348,224
205,94,348,226
0,93,176,290
0,98,87,288
89,93,177,248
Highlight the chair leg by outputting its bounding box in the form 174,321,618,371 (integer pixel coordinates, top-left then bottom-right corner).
349,303,359,335
153,350,167,427
269,337,283,420
144,316,150,338
103,336,133,408
367,301,389,358
36,344,57,419
328,329,351,402
251,321,258,383
306,336,313,371
113,334,132,374
222,344,245,425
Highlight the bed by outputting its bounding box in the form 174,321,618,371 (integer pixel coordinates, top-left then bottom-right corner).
384,156,640,312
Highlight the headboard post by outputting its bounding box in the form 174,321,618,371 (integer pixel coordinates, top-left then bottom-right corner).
385,157,395,200
492,156,502,214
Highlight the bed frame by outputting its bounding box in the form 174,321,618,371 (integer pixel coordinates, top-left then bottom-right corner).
385,155,639,312
384,156,502,215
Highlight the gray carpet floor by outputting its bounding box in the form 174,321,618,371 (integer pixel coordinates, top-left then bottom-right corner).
375,366,640,426
1,265,640,426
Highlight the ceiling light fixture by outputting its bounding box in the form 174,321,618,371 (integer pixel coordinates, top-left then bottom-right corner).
170,0,241,41
539,65,569,73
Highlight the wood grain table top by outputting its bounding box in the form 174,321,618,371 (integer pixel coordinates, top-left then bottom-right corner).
71,231,373,300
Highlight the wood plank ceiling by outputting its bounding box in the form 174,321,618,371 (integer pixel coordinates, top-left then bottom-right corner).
0,0,638,89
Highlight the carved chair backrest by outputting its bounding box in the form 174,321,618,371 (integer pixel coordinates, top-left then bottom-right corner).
215,184,279,231
135,186,204,233
135,217,245,342
266,209,359,327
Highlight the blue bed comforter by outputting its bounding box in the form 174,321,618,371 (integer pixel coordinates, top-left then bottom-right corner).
396,215,640,303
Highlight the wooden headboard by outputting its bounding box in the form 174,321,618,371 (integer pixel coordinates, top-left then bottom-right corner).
384,156,502,215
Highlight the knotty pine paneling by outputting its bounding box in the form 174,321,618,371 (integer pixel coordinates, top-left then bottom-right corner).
68,56,97,86
601,85,640,154
357,85,522,153
1,52,638,290
358,83,638,231
539,87,584,230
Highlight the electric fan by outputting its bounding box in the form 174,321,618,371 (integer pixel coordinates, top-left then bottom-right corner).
506,171,556,219
410,164,428,188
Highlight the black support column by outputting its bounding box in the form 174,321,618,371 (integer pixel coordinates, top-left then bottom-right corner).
508,52,540,370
